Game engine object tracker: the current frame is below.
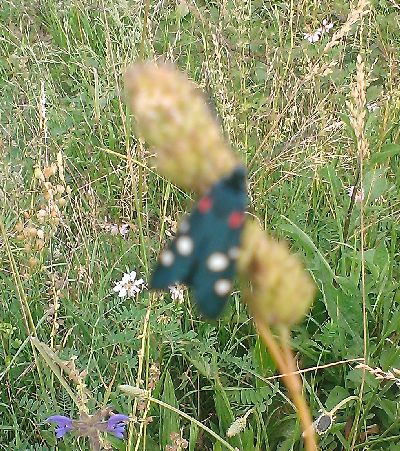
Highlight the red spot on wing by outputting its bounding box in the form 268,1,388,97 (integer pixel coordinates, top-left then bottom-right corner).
228,211,245,229
198,196,213,213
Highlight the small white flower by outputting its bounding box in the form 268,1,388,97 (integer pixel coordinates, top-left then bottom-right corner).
113,270,146,298
304,18,333,44
346,186,365,203
110,224,119,235
321,18,334,32
226,416,247,438
168,285,185,303
99,218,131,237
119,224,130,237
367,102,379,112
304,31,321,43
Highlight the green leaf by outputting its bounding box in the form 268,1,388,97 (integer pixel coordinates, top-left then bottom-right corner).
379,344,400,369
325,386,351,411
214,389,233,436
280,215,336,280
241,427,256,449
370,144,400,165
176,2,190,19
189,422,199,451
253,336,276,375
214,386,242,449
160,371,180,450
378,399,399,421
363,168,390,203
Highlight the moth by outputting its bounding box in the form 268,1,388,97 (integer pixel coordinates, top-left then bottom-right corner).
151,166,247,319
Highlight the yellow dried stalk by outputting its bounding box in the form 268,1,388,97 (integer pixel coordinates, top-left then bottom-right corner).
347,55,370,158
324,0,370,53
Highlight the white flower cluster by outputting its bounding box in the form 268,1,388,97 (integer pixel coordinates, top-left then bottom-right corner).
346,186,365,203
367,102,379,112
99,217,131,237
168,285,185,303
304,19,334,43
113,271,146,298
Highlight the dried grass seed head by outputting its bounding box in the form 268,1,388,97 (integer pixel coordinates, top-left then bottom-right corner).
238,221,316,327
226,416,247,438
125,62,238,194
226,408,254,438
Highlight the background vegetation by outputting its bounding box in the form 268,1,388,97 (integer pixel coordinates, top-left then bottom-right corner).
1,0,399,449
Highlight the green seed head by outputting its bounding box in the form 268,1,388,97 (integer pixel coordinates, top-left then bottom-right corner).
238,221,316,327
125,62,238,194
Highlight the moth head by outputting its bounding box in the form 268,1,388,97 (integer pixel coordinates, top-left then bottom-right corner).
223,166,247,191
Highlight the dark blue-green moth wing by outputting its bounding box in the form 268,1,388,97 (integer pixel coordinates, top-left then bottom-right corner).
150,166,247,319
150,209,202,289
190,216,243,318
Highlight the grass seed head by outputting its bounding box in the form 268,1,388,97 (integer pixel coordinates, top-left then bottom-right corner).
28,256,39,268
125,62,238,194
238,221,316,327
226,416,247,438
119,385,149,399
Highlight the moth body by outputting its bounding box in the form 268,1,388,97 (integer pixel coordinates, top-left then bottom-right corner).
151,166,247,319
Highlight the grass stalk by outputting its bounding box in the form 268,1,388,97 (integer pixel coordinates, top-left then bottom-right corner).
255,320,317,451
120,385,237,451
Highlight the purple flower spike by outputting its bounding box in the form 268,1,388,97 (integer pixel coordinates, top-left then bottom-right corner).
46,415,74,438
106,414,130,439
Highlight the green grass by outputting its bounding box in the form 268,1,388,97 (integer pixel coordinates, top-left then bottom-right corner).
1,0,399,450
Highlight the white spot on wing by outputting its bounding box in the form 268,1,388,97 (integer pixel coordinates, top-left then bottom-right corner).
214,279,232,297
228,247,240,260
207,252,229,272
179,218,190,233
176,235,194,256
160,249,174,266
